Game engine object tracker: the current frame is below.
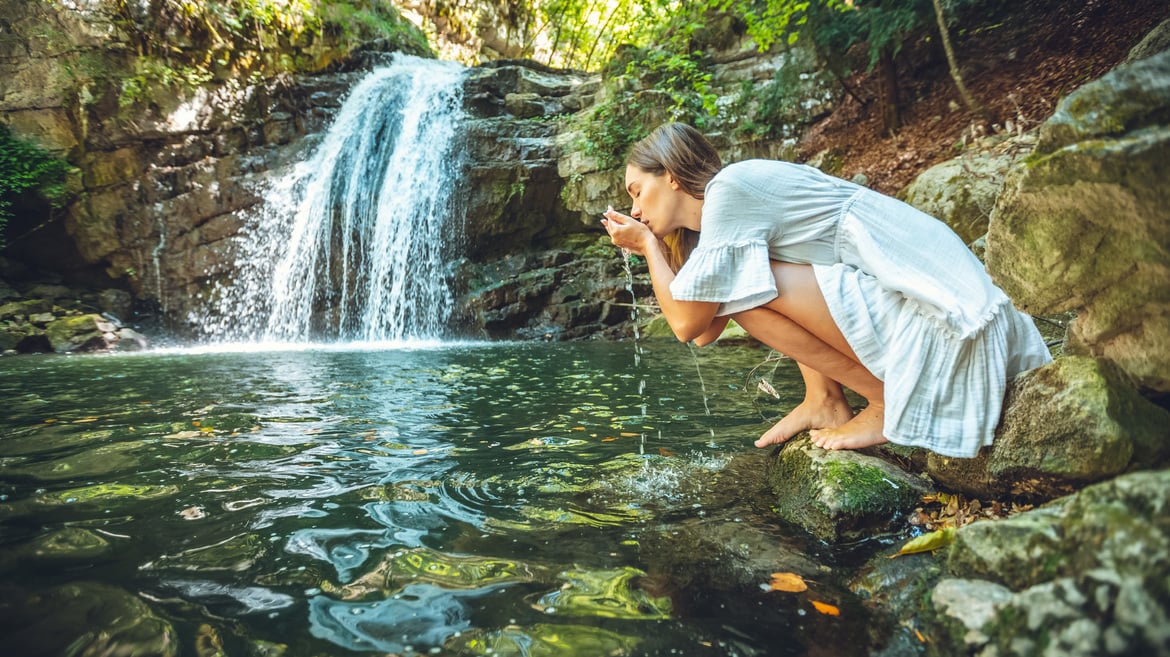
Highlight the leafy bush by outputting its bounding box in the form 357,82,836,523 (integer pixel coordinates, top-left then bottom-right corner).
0,125,72,248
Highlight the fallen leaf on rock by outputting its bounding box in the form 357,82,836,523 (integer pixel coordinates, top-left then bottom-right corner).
811,600,840,616
892,527,956,557
768,572,808,592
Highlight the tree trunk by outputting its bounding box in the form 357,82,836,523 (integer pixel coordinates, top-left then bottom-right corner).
931,0,983,116
877,45,900,134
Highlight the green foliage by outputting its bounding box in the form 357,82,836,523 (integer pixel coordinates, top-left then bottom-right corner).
0,125,72,248
104,0,429,104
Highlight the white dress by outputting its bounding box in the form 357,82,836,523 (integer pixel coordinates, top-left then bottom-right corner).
670,160,1052,457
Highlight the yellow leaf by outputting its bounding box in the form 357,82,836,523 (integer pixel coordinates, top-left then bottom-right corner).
572,427,585,431
620,432,639,437
811,600,840,616
413,449,429,455
893,527,957,557
768,572,808,592
601,437,617,442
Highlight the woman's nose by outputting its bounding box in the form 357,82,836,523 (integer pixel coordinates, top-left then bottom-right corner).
630,203,641,218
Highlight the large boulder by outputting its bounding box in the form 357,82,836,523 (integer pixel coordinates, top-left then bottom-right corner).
900,136,1033,246
986,50,1170,393
933,469,1170,657
927,357,1170,501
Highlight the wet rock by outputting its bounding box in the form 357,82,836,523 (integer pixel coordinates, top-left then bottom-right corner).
44,313,109,352
99,287,133,319
0,298,51,320
926,357,1170,501
987,49,1170,393
767,436,935,543
0,581,177,657
25,528,113,562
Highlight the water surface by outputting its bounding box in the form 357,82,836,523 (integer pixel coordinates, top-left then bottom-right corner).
0,342,882,656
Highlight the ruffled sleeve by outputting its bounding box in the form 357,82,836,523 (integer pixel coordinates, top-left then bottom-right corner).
669,241,778,316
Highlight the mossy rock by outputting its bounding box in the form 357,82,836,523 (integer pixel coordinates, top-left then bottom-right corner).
44,313,108,353
927,357,1170,501
768,436,934,543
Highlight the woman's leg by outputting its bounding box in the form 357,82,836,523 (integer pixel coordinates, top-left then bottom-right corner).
732,262,888,450
752,361,854,448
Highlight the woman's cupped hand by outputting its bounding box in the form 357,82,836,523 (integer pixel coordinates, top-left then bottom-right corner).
601,206,654,256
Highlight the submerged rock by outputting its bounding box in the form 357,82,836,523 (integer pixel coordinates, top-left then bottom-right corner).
0,581,177,657
768,436,935,543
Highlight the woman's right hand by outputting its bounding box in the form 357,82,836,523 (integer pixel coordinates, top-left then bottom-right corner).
601,206,654,256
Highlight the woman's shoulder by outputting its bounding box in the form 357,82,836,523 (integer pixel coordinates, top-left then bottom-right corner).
714,159,839,189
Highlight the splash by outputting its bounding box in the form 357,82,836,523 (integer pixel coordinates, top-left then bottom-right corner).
200,55,468,343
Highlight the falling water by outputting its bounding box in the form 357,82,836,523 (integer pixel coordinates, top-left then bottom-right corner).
202,55,468,343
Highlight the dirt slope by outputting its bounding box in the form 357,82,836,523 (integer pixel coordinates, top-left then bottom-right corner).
798,0,1170,194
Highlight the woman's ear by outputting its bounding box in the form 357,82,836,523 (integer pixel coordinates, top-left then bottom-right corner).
667,172,681,190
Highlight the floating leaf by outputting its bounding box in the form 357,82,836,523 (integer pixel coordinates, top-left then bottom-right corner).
602,437,617,442
768,572,807,592
620,432,639,437
811,600,840,616
658,447,675,457
179,506,206,520
892,527,956,557
413,449,429,455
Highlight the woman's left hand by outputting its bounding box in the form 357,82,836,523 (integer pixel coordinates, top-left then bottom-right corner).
601,206,654,255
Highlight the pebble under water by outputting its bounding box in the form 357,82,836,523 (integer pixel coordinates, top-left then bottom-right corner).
0,341,887,657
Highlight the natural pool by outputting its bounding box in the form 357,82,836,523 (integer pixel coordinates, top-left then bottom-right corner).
0,341,886,656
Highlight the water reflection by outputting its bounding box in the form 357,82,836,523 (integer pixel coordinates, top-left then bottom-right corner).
0,342,872,656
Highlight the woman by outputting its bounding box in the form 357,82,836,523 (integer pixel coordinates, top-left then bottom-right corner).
601,123,1051,458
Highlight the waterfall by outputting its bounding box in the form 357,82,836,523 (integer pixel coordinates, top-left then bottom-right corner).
204,55,468,344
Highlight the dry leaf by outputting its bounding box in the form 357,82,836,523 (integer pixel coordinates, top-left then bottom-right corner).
658,447,675,457
757,379,780,399
811,600,840,616
413,449,429,455
620,432,639,437
179,506,206,520
601,437,617,442
768,572,808,592
892,527,956,557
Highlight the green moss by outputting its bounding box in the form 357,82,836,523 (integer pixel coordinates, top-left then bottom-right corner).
821,460,894,509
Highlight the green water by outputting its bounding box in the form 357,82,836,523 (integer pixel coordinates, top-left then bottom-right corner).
0,342,882,656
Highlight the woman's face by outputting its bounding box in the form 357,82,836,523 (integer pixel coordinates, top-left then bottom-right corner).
625,165,689,238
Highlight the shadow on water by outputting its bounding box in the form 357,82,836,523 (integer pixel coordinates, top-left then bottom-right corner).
0,342,889,656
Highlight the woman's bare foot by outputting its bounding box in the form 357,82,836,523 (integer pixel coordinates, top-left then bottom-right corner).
808,403,887,450
755,396,855,448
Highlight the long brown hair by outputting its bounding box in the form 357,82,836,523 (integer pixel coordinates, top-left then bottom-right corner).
626,123,722,271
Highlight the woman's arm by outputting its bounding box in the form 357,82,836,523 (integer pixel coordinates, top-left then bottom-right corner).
693,316,730,347
602,209,720,342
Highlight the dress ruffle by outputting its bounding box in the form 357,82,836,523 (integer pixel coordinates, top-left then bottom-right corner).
670,241,778,316
815,262,1052,457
